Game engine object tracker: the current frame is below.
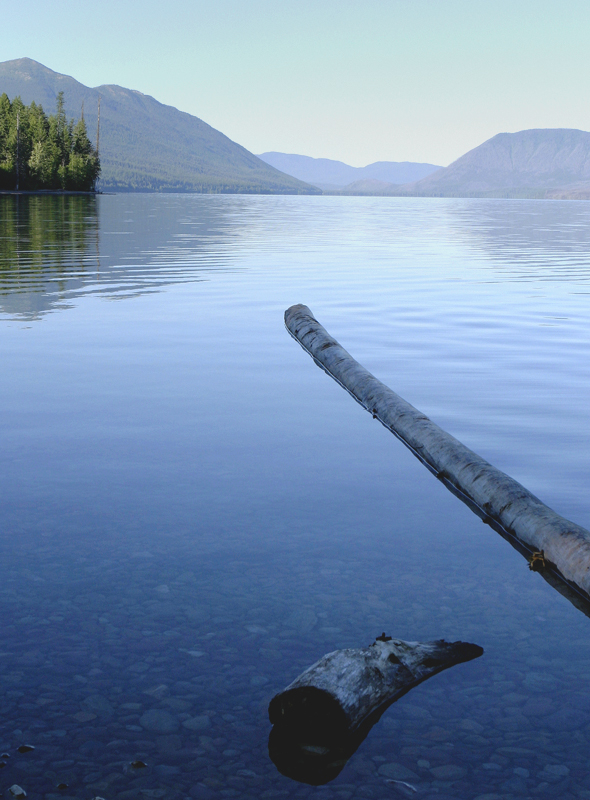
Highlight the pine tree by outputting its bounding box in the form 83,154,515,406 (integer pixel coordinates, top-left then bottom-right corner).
26,101,52,189
66,116,100,190
0,91,101,191
0,93,12,189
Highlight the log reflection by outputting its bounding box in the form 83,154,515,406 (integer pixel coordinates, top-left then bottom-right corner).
269,703,386,785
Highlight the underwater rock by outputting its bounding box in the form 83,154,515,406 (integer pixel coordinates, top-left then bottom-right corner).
139,708,180,733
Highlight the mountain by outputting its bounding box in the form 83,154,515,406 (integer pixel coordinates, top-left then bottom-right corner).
398,129,590,199
0,58,318,194
257,152,441,190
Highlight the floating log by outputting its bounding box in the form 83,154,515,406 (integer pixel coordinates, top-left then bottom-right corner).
285,304,590,611
268,635,482,784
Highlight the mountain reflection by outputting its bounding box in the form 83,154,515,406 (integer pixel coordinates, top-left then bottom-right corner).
5,195,590,321
0,194,244,320
447,199,590,280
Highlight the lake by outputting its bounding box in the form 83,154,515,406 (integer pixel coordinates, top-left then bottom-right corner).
2,193,590,799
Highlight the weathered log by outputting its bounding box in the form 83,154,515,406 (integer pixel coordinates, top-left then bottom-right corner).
268,636,482,784
285,304,590,610
269,636,482,735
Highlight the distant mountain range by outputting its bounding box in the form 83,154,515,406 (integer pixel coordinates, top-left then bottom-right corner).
262,131,590,199
4,60,590,199
257,152,441,190
0,58,317,194
397,129,590,199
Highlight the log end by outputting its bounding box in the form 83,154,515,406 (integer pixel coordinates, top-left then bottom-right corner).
269,685,348,737
284,304,316,335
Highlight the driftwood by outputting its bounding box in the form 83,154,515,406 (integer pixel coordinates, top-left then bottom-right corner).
285,304,590,612
269,636,481,734
268,636,482,784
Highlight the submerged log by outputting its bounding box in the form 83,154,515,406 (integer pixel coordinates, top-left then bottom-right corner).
269,636,482,735
285,304,590,610
268,636,482,784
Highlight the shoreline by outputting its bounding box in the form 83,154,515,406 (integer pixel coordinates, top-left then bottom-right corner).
0,190,103,196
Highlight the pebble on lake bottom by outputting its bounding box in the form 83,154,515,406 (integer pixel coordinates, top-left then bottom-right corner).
3,524,590,800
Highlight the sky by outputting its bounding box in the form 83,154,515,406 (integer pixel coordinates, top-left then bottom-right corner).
2,0,590,167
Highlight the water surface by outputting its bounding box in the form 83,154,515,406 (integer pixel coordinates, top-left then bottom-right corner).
2,194,590,799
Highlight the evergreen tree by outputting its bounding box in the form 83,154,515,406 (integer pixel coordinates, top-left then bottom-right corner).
12,97,32,189
27,101,53,189
67,117,100,190
0,91,101,192
0,93,13,189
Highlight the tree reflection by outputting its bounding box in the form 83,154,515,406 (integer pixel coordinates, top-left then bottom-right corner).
0,195,99,318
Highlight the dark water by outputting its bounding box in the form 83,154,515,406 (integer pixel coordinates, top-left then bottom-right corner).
2,194,590,799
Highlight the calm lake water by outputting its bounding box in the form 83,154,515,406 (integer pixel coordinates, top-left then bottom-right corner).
2,193,590,799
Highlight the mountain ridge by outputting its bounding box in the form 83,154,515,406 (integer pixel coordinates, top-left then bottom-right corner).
5,61,590,199
396,128,590,198
258,151,441,189
0,58,318,194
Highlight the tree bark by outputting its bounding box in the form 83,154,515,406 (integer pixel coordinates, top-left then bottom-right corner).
285,304,590,607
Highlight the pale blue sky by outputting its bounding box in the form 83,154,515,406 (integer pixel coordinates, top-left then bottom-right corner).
2,0,590,166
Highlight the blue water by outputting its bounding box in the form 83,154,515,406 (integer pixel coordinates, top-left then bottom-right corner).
2,194,590,799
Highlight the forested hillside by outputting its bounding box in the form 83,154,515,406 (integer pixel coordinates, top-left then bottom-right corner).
0,59,317,194
0,92,100,191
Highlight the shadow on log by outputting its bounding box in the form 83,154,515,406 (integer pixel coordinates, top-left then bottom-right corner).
268,636,482,784
285,304,590,618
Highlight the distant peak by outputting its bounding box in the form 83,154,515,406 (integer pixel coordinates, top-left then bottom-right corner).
0,57,82,87
5,57,55,71
401,127,590,198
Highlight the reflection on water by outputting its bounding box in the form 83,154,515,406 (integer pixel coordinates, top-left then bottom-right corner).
0,195,246,319
0,195,99,318
4,195,590,323
447,200,590,280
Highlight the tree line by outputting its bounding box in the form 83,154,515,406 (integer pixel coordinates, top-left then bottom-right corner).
0,92,100,192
